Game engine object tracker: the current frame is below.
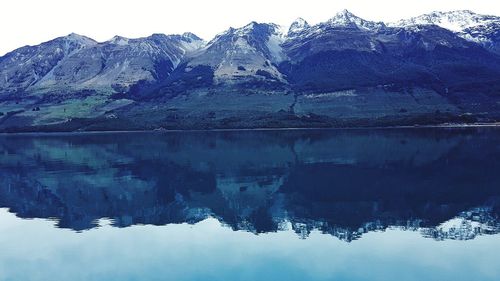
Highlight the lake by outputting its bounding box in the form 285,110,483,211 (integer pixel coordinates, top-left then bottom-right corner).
0,128,499,281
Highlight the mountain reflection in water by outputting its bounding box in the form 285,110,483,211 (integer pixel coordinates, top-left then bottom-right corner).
0,128,499,241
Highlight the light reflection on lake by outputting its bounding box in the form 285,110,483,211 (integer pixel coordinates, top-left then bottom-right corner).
0,128,499,280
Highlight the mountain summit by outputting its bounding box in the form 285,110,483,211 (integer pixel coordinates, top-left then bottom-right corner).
327,9,386,30
288,18,310,36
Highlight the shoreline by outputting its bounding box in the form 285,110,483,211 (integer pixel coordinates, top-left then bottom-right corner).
1,122,499,136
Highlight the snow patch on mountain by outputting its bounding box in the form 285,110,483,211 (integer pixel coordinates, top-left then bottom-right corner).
328,9,386,31
266,25,287,63
63,33,97,47
266,34,286,62
389,10,500,51
390,10,498,32
109,36,130,46
188,22,287,83
288,18,310,37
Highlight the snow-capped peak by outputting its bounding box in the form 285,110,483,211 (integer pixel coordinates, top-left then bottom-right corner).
109,35,130,46
328,9,385,31
336,9,356,19
212,21,284,40
237,21,259,35
288,18,310,36
181,32,203,42
328,9,356,25
60,33,97,46
389,10,500,32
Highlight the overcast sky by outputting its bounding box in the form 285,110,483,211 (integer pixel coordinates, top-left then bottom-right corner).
1,0,499,55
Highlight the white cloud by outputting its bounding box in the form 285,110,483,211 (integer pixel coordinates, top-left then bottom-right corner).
0,0,499,55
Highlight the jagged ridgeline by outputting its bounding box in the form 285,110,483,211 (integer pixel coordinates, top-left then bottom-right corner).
1,10,500,131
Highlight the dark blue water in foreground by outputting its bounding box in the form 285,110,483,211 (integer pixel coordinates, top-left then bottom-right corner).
0,128,499,281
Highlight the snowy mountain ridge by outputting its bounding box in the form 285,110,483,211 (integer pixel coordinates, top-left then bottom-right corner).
187,21,287,83
389,10,498,32
287,18,310,37
1,9,499,95
389,10,500,52
327,9,386,30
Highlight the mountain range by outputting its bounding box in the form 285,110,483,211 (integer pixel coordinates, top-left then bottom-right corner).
1,10,500,131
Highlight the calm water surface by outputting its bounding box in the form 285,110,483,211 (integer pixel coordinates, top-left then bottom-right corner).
0,128,499,281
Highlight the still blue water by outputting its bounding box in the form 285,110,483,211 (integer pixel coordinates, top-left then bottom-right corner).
0,128,499,281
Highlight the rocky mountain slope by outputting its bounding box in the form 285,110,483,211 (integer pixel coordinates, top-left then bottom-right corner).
1,10,500,131
0,33,97,94
0,32,204,96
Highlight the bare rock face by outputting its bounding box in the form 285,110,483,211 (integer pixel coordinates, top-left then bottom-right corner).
0,33,97,94
186,22,287,84
0,33,205,95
